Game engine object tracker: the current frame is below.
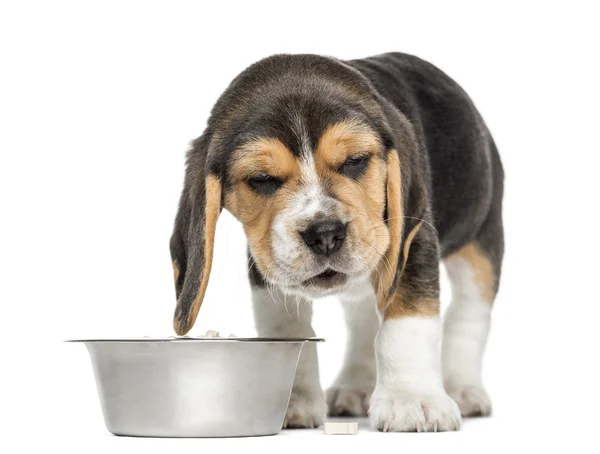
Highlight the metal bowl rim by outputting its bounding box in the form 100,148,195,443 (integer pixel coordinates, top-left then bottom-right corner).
64,337,324,343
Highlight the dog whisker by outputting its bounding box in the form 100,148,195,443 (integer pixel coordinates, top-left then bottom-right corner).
367,215,438,235
359,238,393,279
403,216,438,234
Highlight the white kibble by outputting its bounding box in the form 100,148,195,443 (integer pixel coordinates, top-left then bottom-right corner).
229,334,237,338
324,422,358,435
205,329,220,337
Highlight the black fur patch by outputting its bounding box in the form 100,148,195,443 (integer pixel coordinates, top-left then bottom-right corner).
172,52,504,303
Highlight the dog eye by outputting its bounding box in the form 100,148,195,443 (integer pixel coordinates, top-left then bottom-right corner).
339,156,369,179
247,173,282,195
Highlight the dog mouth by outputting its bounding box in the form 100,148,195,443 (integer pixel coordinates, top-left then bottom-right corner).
302,268,348,289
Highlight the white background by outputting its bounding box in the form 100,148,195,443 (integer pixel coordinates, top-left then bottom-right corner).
1,1,599,452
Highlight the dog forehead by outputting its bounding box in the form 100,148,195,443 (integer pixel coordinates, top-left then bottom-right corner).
230,116,377,166
244,110,356,157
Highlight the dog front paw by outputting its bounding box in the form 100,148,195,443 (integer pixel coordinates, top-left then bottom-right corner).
326,387,371,416
369,389,461,432
447,385,492,417
283,387,326,429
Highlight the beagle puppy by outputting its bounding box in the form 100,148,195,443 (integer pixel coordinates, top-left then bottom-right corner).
170,52,504,432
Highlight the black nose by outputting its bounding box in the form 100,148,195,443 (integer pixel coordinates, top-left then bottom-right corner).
301,221,346,256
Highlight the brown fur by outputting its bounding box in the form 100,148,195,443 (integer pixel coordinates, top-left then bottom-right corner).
401,221,423,273
314,120,383,169
314,121,389,283
381,220,440,319
229,137,301,182
226,138,301,277
374,150,403,310
445,242,495,303
172,260,180,285
374,152,438,320
170,53,504,343
383,291,440,319
225,123,391,284
173,175,221,335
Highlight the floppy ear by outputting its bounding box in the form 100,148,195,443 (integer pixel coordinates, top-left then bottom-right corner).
375,149,403,306
373,103,429,310
170,136,223,335
375,147,427,311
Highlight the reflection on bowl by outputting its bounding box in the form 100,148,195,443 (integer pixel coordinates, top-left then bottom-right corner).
68,337,323,437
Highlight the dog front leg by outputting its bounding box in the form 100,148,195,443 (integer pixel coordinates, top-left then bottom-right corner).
327,286,379,417
252,285,325,428
369,232,461,432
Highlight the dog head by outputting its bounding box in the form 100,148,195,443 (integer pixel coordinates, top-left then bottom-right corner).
171,55,424,335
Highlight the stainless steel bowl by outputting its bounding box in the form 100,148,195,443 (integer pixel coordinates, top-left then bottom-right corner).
68,337,323,437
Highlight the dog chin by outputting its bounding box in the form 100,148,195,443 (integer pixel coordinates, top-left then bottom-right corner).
285,283,348,300
279,269,366,300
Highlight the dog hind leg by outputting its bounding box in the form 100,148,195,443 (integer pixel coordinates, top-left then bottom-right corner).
442,168,504,417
